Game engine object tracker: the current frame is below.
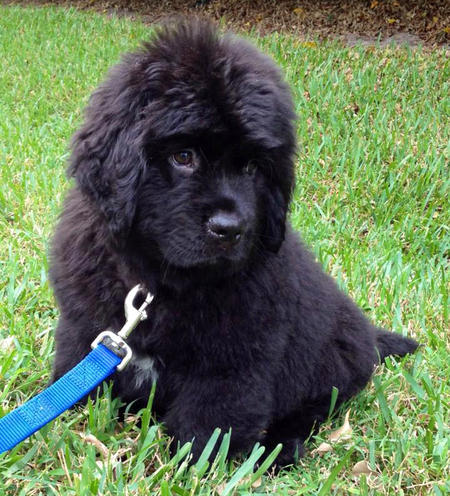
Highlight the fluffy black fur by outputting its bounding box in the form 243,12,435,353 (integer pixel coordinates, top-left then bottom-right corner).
50,21,418,466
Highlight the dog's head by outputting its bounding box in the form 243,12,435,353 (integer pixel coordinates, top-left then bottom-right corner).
69,21,296,278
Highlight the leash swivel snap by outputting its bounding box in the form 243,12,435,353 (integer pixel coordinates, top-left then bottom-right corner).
91,285,153,371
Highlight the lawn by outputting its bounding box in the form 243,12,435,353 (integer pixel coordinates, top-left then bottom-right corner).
0,5,448,495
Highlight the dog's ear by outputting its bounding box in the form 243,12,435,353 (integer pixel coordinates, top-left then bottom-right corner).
260,153,296,253
67,71,147,244
260,185,289,253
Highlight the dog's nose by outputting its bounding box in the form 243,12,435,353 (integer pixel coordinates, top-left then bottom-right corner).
207,211,244,246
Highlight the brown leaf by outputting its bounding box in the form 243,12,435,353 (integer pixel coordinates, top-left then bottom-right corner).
216,482,227,495
252,477,262,488
125,414,138,423
301,41,317,48
329,410,353,442
0,337,14,353
79,433,110,459
311,442,333,455
352,460,378,476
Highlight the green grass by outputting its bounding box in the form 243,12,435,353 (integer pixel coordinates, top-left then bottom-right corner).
0,5,448,495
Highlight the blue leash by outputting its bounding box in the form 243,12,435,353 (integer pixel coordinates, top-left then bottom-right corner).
0,345,121,453
0,285,153,454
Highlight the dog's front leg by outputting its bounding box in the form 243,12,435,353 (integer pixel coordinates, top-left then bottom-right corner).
163,375,272,462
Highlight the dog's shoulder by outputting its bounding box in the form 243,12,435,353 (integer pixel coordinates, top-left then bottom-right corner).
49,187,129,324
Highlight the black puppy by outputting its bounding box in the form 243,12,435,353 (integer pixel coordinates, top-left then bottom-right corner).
50,20,418,465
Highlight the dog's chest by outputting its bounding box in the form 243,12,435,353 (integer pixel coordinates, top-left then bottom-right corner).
125,285,278,385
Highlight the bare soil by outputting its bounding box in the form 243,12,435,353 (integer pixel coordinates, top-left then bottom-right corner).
2,0,449,46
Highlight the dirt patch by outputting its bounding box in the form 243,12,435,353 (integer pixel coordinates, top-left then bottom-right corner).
3,0,449,47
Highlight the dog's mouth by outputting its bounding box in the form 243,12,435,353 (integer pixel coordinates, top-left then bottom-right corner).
167,246,248,270
159,231,253,273
158,252,247,288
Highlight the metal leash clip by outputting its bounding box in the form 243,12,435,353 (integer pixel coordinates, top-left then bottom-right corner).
91,285,154,371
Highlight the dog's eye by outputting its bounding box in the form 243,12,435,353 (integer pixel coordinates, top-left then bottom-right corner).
171,150,194,168
244,160,257,176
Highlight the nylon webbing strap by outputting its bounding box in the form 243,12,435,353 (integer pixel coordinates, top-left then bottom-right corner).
0,344,121,454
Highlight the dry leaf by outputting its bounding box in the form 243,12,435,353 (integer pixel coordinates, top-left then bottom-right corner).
0,337,14,353
352,460,378,476
312,442,333,455
329,410,353,442
79,433,110,459
301,41,317,48
216,482,227,495
252,477,262,488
